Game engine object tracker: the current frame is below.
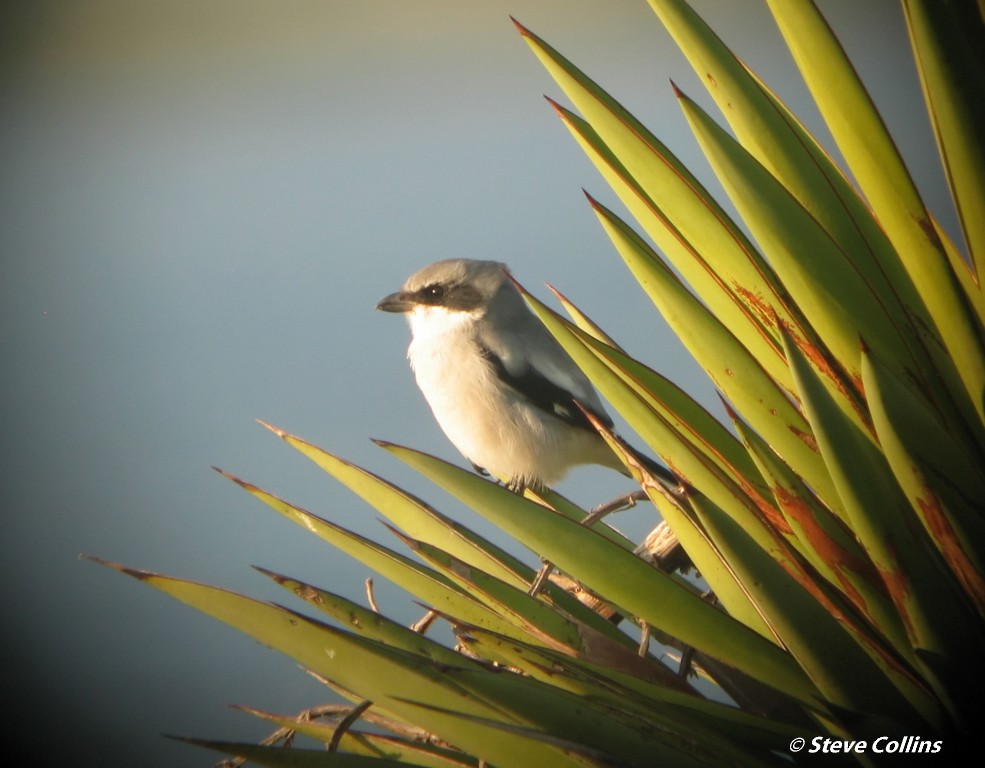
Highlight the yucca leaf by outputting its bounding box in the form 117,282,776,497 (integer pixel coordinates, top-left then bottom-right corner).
521,256,776,499
782,331,982,684
772,0,985,462
517,280,846,584
550,286,770,498
213,470,529,642
933,215,985,331
647,0,955,417
458,632,653,710
99,563,627,768
455,635,791,768
400,704,724,768
377,440,821,707
521,293,895,666
545,101,794,393
516,22,815,391
174,738,415,767
460,626,808,754
677,88,911,423
263,422,633,554
742,66,985,462
861,348,985,616
686,491,932,730
396,533,662,670
254,568,477,668
726,420,947,733
261,424,647,638
228,711,479,768
258,422,529,589
521,486,637,551
727,412,901,636
762,0,985,433
595,429,775,640
647,3,925,391
642,0,856,238
546,283,623,350
580,199,841,514
401,691,764,768
902,0,985,278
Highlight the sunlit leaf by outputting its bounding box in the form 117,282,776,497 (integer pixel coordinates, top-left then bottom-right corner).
378,441,821,707
213,469,530,642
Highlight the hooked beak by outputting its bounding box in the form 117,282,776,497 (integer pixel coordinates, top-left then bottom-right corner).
376,291,416,313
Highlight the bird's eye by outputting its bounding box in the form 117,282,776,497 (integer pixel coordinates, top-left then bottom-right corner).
422,283,446,301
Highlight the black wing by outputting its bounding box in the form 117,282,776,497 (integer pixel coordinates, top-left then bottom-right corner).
478,343,613,434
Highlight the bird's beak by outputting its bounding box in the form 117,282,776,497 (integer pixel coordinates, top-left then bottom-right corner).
376,291,416,313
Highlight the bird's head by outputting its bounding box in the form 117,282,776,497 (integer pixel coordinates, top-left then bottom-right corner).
376,259,512,339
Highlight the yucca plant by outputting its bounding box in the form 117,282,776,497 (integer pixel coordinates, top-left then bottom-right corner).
95,0,984,764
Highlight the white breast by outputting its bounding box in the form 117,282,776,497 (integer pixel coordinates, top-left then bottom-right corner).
405,305,614,487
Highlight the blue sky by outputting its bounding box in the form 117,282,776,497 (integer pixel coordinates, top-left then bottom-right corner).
0,1,955,765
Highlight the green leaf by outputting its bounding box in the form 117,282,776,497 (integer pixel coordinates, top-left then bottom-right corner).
402,534,688,688
254,568,477,668
676,87,906,421
95,562,645,768
581,198,840,513
782,330,982,686
233,709,480,767
861,348,985,616
518,281,848,590
727,412,895,629
516,21,810,393
763,0,985,433
686,491,930,730
902,0,985,276
545,282,623,351
400,696,760,768
174,738,416,767
460,626,808,754
267,424,647,641
451,639,790,768
214,469,529,642
598,431,774,640
933,215,985,331
547,103,794,393
646,0,954,428
522,487,635,551
377,441,821,707
259,422,530,590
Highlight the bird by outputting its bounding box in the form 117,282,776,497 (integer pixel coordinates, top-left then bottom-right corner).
376,258,679,493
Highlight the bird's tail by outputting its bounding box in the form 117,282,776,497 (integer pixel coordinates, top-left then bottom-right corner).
613,437,685,494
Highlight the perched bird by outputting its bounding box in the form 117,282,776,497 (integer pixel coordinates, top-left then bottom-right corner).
377,258,678,492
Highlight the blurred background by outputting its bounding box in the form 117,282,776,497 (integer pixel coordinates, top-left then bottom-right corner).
0,1,956,765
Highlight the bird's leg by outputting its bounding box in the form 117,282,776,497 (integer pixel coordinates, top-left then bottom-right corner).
499,477,558,596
